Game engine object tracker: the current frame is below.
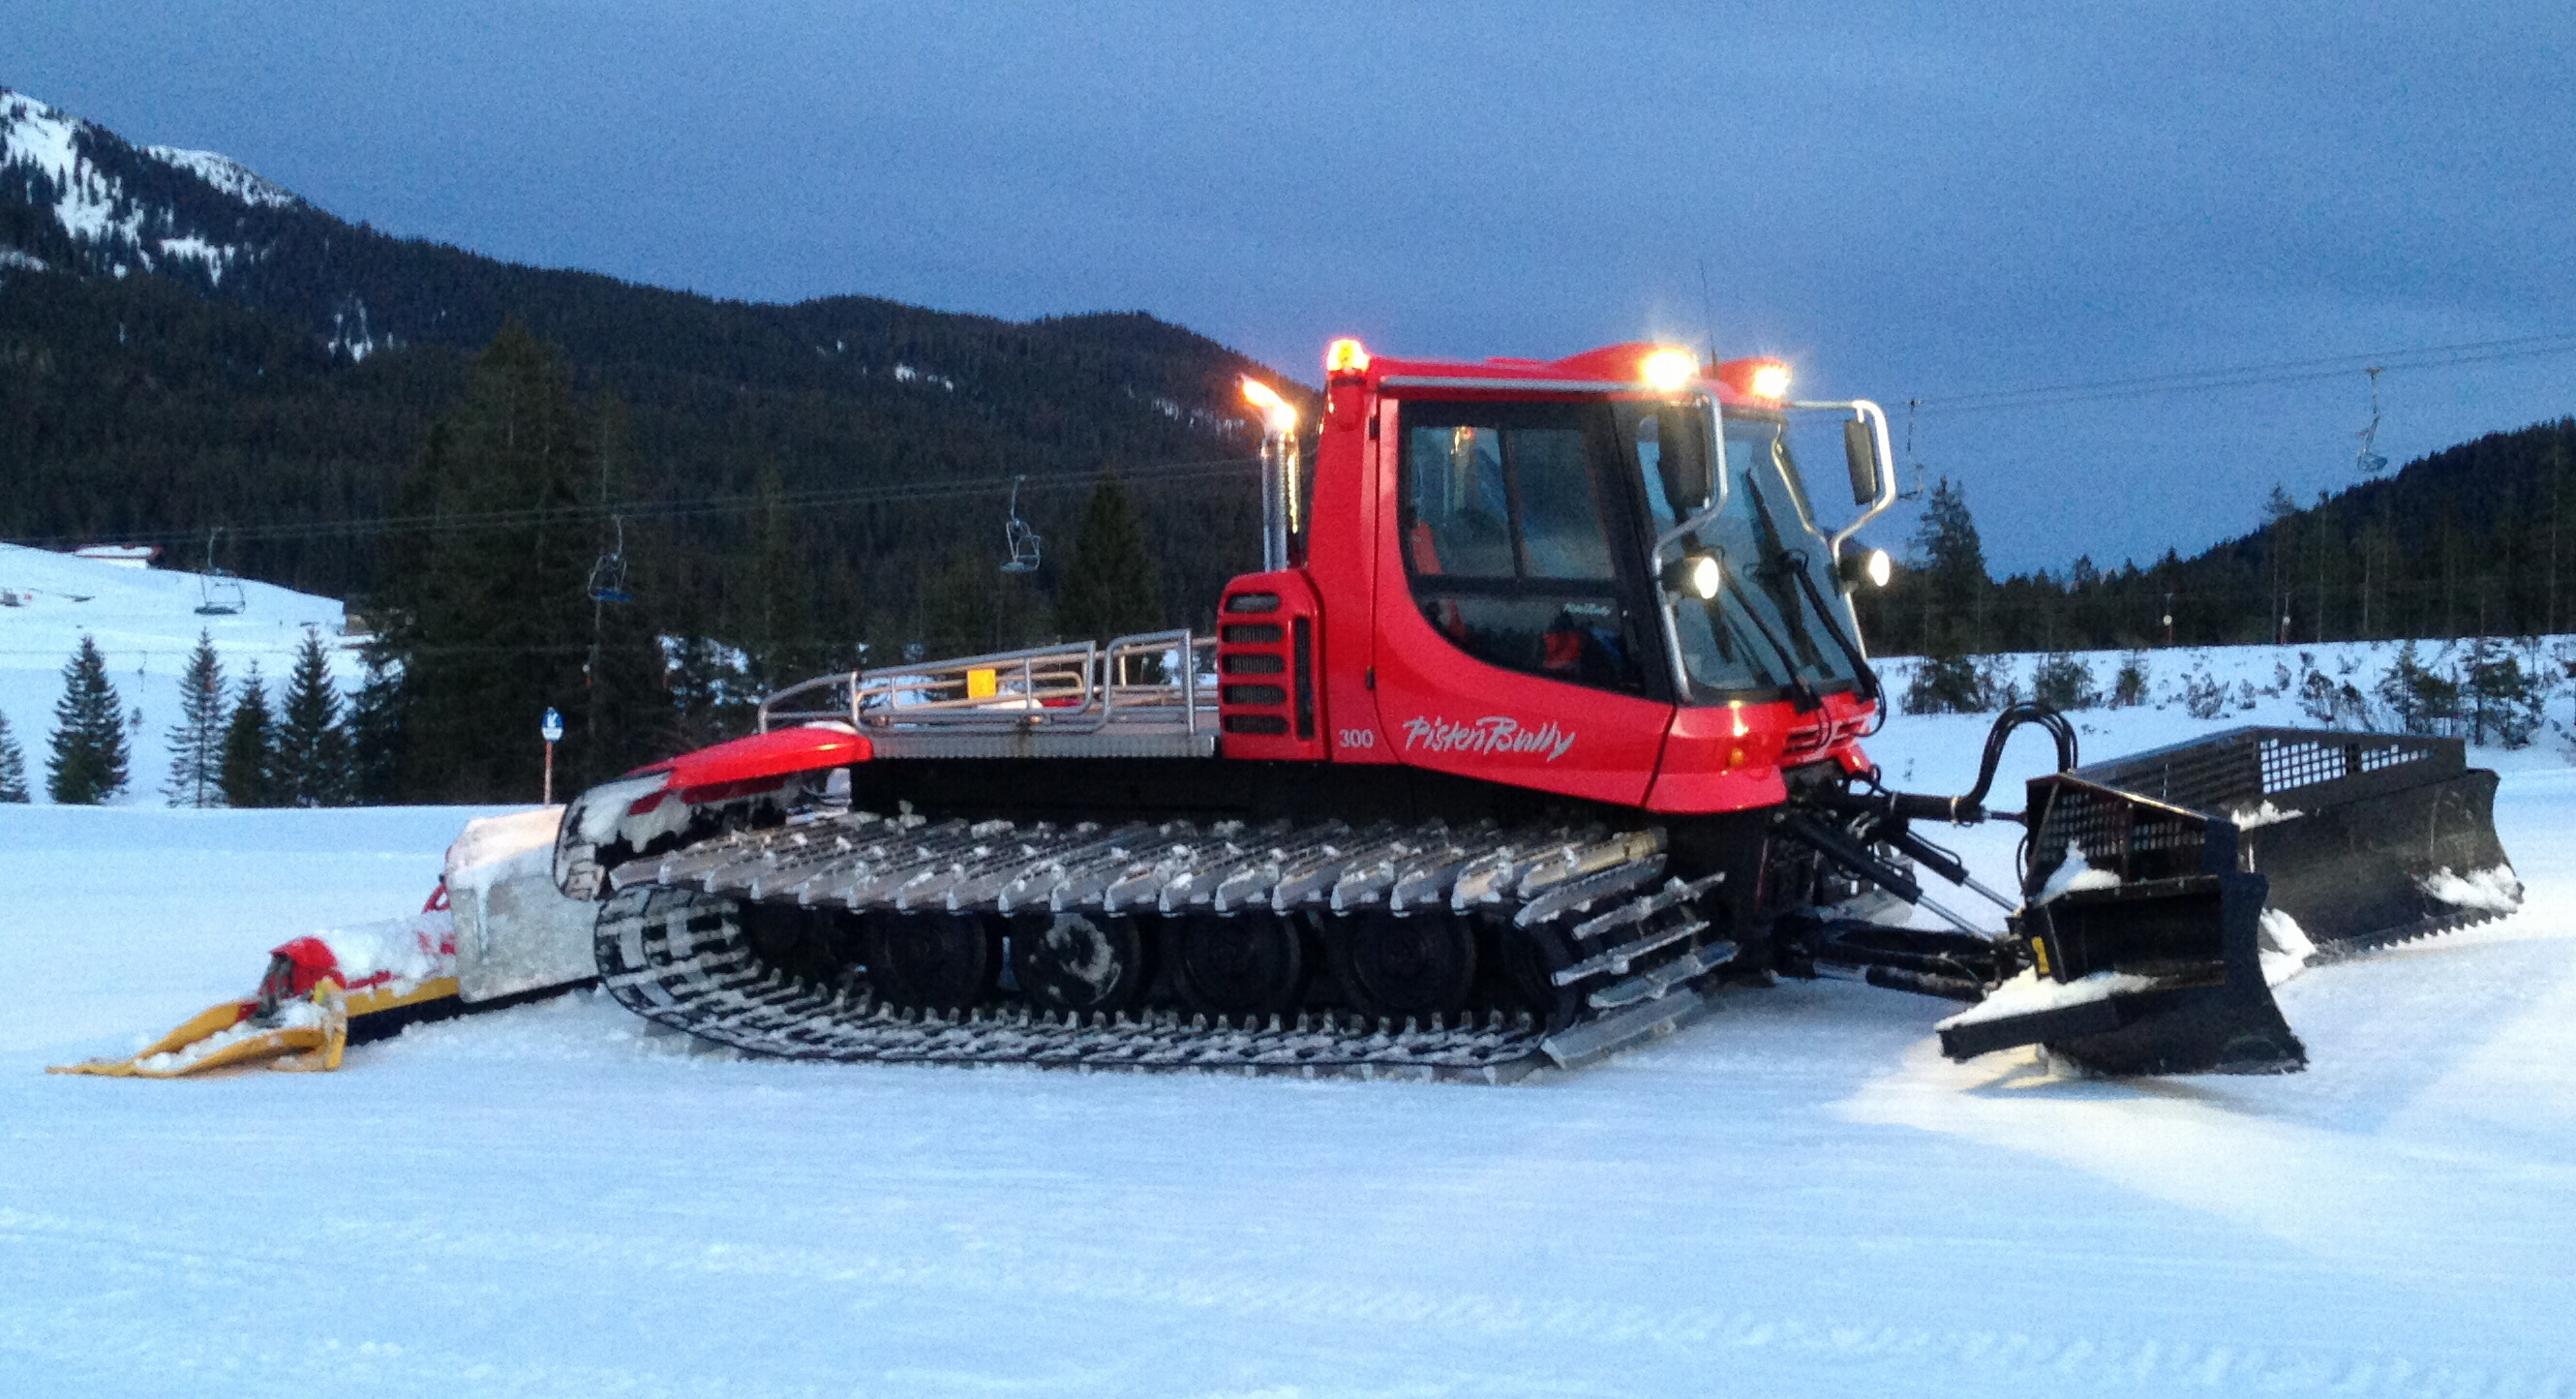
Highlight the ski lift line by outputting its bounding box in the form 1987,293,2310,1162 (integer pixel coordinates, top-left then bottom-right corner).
0,455,1268,553
1912,331,2576,416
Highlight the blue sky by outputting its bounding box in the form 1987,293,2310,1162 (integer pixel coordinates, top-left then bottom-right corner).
11,0,2575,573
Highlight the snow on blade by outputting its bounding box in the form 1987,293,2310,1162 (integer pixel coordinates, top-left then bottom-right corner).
1936,965,2158,1030
133,997,325,1074
2258,906,2318,988
2229,800,2305,829
2032,841,2119,904
2421,864,2524,914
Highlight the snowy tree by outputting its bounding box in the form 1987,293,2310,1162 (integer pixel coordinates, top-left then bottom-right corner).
0,710,29,803
272,630,352,806
219,666,279,808
163,631,227,806
45,636,130,805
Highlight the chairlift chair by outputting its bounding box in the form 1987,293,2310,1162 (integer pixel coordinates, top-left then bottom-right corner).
194,529,246,617
1001,475,1042,572
588,517,634,603
2354,366,2389,476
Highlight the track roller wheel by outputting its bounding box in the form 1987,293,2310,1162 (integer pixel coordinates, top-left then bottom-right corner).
1010,911,1150,1013
1497,921,1583,1033
1331,909,1476,1019
1167,911,1306,1016
741,902,862,986
864,911,999,1011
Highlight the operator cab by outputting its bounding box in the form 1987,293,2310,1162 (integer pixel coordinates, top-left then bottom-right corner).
1223,337,1897,813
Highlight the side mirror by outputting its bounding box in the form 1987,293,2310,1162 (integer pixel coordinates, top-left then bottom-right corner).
1844,417,1884,506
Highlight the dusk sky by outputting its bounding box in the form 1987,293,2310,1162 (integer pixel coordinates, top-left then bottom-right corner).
12,1,2575,573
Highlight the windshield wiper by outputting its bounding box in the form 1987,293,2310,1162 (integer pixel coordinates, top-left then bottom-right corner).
1776,549,1883,705
1710,552,1823,711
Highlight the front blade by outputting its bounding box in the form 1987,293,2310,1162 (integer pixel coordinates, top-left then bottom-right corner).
1938,871,2304,1075
2066,726,2518,953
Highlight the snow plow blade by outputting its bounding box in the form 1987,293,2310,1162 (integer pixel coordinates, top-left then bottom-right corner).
1939,772,2306,1076
2063,726,2519,954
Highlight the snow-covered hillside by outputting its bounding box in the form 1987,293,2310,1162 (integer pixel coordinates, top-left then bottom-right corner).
0,88,302,286
0,542,361,802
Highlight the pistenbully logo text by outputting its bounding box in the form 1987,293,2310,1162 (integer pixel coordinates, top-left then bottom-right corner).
1400,715,1576,762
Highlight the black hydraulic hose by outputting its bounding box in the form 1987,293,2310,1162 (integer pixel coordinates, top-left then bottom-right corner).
1836,702,2079,826
1961,702,2080,813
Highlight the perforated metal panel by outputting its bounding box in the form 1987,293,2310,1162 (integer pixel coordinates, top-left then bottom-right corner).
2070,726,2456,818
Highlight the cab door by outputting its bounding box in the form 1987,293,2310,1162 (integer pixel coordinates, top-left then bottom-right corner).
1372,397,1674,806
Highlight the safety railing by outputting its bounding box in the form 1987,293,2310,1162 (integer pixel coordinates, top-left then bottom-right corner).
757,630,1219,737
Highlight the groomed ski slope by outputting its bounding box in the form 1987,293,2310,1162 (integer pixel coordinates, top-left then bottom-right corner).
6,554,2576,1395
0,542,360,801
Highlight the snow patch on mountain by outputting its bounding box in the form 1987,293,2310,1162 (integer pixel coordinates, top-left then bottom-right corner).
143,143,300,208
1,88,301,285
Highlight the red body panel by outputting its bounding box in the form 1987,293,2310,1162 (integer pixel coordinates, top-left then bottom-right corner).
1214,571,1328,761
634,725,872,804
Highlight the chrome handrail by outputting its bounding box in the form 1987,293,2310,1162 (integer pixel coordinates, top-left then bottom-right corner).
756,631,1217,737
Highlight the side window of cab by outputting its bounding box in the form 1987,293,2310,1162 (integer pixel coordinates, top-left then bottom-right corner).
1397,401,1646,695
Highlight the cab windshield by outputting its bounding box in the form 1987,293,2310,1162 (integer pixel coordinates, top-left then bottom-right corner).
1627,404,1869,700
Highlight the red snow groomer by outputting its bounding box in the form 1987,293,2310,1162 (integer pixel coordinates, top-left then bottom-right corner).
557,339,2519,1080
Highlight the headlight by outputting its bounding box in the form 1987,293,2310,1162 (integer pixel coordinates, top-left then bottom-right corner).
1838,548,1894,590
1640,348,1699,393
1662,553,1722,600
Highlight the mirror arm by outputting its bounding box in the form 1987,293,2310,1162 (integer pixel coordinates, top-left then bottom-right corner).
1789,398,1899,563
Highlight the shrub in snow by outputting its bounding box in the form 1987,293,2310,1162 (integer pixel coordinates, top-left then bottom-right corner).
2375,641,2460,737
1903,654,1988,714
2030,652,2099,711
2235,679,2259,712
2108,653,2150,708
2268,661,2293,696
2462,637,2549,748
2297,668,2371,728
2181,669,2227,720
45,635,129,804
0,709,28,803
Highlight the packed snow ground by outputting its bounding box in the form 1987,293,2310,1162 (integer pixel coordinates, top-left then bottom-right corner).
7,723,2574,1396
8,561,2576,1394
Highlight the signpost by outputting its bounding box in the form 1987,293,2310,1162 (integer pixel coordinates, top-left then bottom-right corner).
541,707,565,805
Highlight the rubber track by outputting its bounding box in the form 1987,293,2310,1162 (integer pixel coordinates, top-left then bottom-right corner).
590,810,1724,1081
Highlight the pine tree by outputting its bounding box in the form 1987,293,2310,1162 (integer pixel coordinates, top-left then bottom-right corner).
45,636,130,804
1055,472,1162,642
1901,477,1992,712
0,710,29,803
163,631,227,806
273,630,352,806
347,650,406,806
219,666,279,808
372,322,651,802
